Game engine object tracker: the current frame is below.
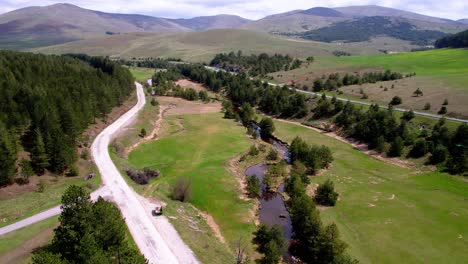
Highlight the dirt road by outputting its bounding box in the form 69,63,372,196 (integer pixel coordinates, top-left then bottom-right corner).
1,82,198,264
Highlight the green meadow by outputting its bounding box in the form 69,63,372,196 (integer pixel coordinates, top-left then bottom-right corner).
273,120,468,263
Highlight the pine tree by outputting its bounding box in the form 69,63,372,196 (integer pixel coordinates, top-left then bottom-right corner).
0,121,17,186
31,129,49,174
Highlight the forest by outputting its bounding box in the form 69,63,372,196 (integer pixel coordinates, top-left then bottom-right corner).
434,29,468,48
0,51,134,186
210,51,302,76
294,16,447,45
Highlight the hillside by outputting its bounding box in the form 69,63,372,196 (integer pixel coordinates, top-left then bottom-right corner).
33,29,346,62
435,29,468,48
0,3,190,49
242,5,468,35
171,15,250,30
296,16,448,44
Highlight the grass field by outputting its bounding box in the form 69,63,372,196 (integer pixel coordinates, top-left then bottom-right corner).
270,48,468,116
273,120,468,263
128,67,155,82
33,29,418,62
126,113,257,259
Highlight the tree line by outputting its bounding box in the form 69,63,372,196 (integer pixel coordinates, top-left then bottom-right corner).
329,98,467,174
0,51,134,186
434,29,468,48
311,70,405,92
32,185,146,263
157,64,309,118
210,51,302,77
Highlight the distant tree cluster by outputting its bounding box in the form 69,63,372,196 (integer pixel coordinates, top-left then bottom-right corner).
289,136,333,174
210,51,302,76
32,185,146,264
311,70,404,92
435,29,468,48
0,51,133,186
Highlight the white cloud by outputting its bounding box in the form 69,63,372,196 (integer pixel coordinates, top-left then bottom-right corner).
0,0,467,20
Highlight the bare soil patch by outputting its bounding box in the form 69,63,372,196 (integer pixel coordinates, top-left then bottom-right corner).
174,79,208,92
157,96,222,116
199,212,226,244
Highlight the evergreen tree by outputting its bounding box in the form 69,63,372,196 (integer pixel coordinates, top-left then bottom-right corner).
31,129,50,174
0,121,17,186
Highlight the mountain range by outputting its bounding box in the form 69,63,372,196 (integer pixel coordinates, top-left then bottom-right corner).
0,3,467,49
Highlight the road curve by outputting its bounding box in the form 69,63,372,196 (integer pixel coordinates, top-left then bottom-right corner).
91,82,182,264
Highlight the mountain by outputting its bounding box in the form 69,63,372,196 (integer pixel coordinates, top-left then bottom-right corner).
0,3,190,49
170,15,251,31
458,19,468,24
242,8,347,33
295,16,447,45
242,5,468,35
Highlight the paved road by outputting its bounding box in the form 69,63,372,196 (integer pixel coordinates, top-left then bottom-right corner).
1,82,198,264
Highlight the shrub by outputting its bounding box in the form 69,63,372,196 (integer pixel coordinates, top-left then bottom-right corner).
410,139,428,158
19,159,34,182
150,98,159,106
390,96,402,105
266,149,278,161
438,106,447,115
171,177,192,202
126,168,159,185
430,145,448,164
423,103,431,110
388,136,404,157
442,98,448,105
139,128,147,137
246,175,260,198
314,179,339,206
402,110,415,121
66,166,79,177
248,145,259,156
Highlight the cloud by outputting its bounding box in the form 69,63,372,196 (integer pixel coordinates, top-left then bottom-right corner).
0,0,467,20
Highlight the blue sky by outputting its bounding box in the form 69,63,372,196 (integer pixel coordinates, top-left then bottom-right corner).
0,0,467,20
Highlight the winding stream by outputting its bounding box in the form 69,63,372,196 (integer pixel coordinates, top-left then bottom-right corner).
246,124,294,260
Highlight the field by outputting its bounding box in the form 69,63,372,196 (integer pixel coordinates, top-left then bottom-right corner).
270,48,468,117
273,120,468,263
33,29,421,62
128,67,155,82
127,113,256,251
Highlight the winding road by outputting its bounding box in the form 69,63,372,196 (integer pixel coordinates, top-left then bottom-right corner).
0,82,198,264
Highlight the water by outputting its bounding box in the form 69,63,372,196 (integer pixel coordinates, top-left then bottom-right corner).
246,123,294,260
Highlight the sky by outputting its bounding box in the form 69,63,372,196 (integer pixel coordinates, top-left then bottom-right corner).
0,0,467,20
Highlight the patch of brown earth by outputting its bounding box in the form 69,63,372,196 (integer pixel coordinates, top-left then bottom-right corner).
199,212,227,244
157,96,221,116
174,79,208,92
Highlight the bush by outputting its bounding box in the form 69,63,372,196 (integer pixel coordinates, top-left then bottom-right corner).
19,159,34,182
402,110,415,121
388,136,404,157
390,96,402,105
314,179,339,206
66,166,79,177
438,106,447,115
430,145,448,164
248,145,259,156
266,149,278,161
246,175,260,198
139,128,147,137
442,98,448,105
171,177,192,202
423,103,431,110
150,98,159,106
410,138,428,158
126,168,160,185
